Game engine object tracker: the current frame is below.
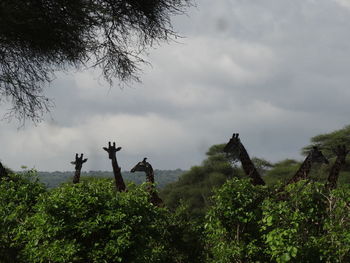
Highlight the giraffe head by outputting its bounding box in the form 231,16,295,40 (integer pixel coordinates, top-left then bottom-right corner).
308,146,329,164
223,133,241,159
71,153,88,170
130,158,153,173
332,145,350,159
103,142,122,159
332,144,350,163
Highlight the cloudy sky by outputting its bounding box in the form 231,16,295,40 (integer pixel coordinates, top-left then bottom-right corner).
1,0,350,172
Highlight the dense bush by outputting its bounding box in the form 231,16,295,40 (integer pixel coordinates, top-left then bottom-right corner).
205,177,350,263
0,172,205,263
314,185,350,262
19,179,175,263
0,170,46,263
261,181,328,262
2,168,350,263
166,204,206,263
205,178,268,263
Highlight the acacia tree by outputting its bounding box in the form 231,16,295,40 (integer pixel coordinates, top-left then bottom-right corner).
0,0,192,122
302,125,350,158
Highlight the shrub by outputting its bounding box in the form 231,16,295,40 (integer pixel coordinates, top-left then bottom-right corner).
20,180,172,263
205,178,268,262
0,170,46,263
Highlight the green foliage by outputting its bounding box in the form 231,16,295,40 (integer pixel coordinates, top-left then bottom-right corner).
251,157,274,176
166,204,206,263
161,144,235,218
205,178,268,263
205,177,350,263
297,125,350,184
3,127,350,263
20,180,174,263
318,185,350,262
0,170,46,263
264,159,300,186
261,181,328,262
303,125,350,158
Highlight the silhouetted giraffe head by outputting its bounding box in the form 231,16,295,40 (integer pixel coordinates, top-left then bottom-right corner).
223,133,241,159
332,145,350,160
103,142,122,160
130,158,152,173
308,146,329,164
71,153,88,170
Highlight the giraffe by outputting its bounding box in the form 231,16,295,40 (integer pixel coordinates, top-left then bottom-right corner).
223,133,265,186
130,158,163,206
325,145,349,190
286,146,329,186
0,161,8,180
71,153,87,184
103,141,126,192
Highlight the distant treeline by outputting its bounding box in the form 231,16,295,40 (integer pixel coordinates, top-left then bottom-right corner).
36,169,186,189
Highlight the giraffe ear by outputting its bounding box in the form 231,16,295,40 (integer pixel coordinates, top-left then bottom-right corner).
71,161,76,165
116,147,122,152
83,158,88,163
103,147,108,152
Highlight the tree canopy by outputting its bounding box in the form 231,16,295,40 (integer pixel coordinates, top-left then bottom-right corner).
302,125,350,158
0,0,191,122
161,144,237,218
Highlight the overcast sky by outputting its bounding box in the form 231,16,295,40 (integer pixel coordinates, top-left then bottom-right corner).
1,0,350,172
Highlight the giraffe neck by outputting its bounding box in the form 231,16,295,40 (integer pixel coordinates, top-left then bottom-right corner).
111,155,126,192
0,162,7,179
326,155,346,190
288,155,313,184
238,143,265,186
144,166,163,206
73,169,81,184
146,168,155,184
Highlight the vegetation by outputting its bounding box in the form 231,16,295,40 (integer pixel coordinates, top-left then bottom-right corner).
1,125,350,262
205,179,350,263
161,144,239,218
205,178,268,262
0,175,204,263
20,180,173,263
264,159,301,185
0,170,46,263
